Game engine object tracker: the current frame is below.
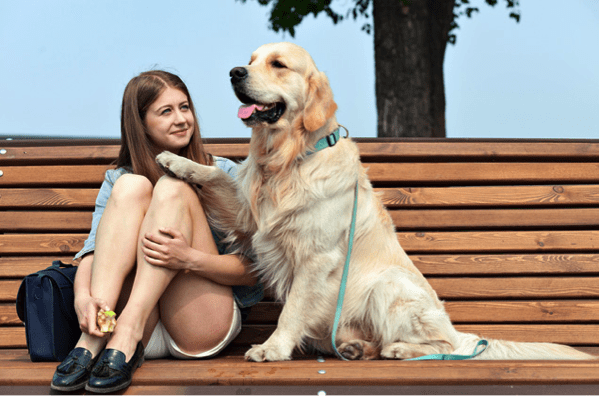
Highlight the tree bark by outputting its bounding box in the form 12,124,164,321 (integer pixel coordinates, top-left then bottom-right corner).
373,0,454,137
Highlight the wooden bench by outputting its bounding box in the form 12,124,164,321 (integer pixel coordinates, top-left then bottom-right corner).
0,137,598,395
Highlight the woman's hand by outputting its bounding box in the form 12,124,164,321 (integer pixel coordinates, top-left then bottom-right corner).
142,227,194,270
74,294,110,338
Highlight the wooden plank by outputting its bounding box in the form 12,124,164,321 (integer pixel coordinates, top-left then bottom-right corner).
377,185,600,208
3,299,595,328
0,145,118,164
0,303,21,325
445,300,599,323
0,324,597,350
232,324,599,347
2,140,598,163
0,165,111,186
0,254,596,278
354,140,600,161
0,211,92,232
244,300,599,325
1,186,596,212
2,276,597,303
0,356,597,387
428,278,599,300
0,186,596,211
206,141,600,162
0,234,86,254
0,328,26,348
447,277,597,299
0,188,98,208
366,163,599,184
397,230,599,253
0,256,75,277
390,208,598,229
3,208,597,232
1,162,597,187
411,254,599,275
0,281,20,302
454,324,600,346
0,231,595,255
0,386,598,396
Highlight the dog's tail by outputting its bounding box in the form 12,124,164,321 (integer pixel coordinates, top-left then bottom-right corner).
452,331,597,360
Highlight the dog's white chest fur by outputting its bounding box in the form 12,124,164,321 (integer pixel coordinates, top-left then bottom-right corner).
243,159,356,302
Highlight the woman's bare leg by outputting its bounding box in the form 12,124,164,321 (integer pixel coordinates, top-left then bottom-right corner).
104,176,234,360
75,175,153,357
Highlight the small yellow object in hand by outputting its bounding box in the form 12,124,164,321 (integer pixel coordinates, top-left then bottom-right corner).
97,309,117,333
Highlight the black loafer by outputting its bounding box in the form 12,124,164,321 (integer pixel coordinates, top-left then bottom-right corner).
51,347,99,392
85,341,144,394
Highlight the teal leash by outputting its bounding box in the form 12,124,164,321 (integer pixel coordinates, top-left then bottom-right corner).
331,180,359,361
404,339,489,361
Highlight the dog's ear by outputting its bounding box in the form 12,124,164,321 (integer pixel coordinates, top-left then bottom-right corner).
303,71,338,132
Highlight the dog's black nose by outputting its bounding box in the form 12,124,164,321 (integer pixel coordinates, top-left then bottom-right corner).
230,67,248,83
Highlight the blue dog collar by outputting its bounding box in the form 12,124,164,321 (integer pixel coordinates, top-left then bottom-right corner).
308,126,348,155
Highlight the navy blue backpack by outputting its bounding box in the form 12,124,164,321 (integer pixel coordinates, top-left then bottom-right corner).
16,260,81,361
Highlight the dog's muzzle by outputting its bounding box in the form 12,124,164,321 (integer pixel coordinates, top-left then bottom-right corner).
230,66,286,125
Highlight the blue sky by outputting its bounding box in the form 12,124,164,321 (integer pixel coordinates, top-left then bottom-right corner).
0,0,598,139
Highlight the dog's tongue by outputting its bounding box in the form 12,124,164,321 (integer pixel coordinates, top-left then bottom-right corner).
238,104,264,119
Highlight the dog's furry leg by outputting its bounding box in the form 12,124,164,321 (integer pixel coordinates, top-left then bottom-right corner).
245,262,331,362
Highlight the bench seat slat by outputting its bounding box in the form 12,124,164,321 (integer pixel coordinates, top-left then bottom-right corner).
0,357,597,387
0,356,597,387
0,254,596,278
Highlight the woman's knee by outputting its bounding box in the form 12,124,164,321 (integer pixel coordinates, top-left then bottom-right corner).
110,174,153,208
152,175,198,205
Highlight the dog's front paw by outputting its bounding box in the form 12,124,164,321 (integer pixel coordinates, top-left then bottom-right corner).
245,344,292,362
156,151,189,180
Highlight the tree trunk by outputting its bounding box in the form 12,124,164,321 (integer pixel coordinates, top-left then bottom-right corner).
373,0,454,137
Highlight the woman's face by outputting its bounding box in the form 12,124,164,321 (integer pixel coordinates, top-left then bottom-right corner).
144,86,195,154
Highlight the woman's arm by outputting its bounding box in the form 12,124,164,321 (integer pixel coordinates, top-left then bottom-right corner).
141,227,258,287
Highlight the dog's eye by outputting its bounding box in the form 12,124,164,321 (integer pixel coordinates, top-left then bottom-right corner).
272,60,286,69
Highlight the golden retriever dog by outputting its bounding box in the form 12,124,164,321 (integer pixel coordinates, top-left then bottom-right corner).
156,42,595,362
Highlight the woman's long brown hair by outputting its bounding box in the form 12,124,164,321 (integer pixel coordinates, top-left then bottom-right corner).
116,70,211,185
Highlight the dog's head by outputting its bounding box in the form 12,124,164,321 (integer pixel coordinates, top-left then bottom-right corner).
230,42,337,134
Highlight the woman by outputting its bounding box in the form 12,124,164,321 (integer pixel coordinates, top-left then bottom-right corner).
51,70,263,393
